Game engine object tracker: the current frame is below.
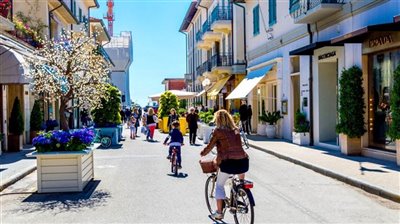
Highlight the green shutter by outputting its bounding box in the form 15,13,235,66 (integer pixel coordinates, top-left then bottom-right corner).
253,5,259,36
79,8,82,23
269,0,277,26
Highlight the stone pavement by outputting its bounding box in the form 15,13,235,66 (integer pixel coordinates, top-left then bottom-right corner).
246,135,400,203
0,146,36,191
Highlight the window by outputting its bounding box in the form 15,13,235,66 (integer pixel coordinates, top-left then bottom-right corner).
253,5,260,36
73,1,76,17
269,0,277,26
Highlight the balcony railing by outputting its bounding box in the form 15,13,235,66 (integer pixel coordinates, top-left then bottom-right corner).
211,53,232,68
196,61,211,76
0,0,12,20
290,0,344,22
210,6,232,24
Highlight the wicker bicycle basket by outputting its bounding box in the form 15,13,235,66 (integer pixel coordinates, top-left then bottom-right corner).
199,158,217,174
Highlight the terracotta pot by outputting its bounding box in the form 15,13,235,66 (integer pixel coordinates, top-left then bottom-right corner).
8,134,21,152
339,134,361,155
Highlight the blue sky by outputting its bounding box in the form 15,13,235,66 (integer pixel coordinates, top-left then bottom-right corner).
91,0,190,107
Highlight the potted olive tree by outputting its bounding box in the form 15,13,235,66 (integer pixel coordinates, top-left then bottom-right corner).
8,97,24,152
292,110,310,146
388,64,400,165
262,111,282,138
336,66,366,155
30,100,44,143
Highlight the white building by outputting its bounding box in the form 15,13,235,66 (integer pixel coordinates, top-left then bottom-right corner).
104,31,133,108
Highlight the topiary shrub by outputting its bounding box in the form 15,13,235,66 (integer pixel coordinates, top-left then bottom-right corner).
294,110,309,133
92,84,122,127
388,64,400,140
30,100,43,131
336,66,366,138
9,97,24,135
158,91,179,118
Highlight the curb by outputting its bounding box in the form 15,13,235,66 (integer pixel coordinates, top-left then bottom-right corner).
249,143,400,204
0,166,37,192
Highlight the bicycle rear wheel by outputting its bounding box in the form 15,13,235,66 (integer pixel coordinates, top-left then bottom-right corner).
205,175,217,214
233,188,254,224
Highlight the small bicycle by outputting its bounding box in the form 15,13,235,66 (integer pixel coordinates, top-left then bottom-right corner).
170,147,179,176
205,172,255,224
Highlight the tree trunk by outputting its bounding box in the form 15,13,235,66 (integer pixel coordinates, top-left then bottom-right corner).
59,100,69,131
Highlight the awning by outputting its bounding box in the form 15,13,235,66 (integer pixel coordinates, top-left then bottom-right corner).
196,90,206,97
149,90,196,101
289,41,343,55
226,64,274,100
0,46,29,84
331,22,400,44
207,76,231,97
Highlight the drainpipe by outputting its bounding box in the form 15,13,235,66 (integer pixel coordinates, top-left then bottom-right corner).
48,3,63,39
233,1,246,65
307,23,314,146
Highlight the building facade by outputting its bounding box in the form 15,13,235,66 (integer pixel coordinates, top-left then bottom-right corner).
104,31,133,108
162,78,186,91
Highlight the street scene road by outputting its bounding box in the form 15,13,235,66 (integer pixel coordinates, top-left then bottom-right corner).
1,130,399,224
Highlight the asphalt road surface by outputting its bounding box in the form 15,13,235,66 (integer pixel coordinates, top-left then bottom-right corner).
1,129,399,223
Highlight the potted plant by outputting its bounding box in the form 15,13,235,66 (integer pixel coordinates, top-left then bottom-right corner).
29,128,96,193
336,66,366,155
261,111,282,138
30,100,44,143
258,113,268,136
201,110,215,144
158,91,179,133
388,64,400,165
8,97,24,152
91,84,122,145
292,110,310,146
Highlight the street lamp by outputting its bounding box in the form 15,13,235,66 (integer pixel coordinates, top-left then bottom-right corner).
202,78,211,108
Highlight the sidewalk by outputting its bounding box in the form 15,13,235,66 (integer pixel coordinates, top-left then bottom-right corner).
247,135,400,203
0,146,36,191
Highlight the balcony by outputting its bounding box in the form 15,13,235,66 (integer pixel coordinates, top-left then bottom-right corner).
196,61,211,76
209,6,232,33
290,0,344,24
0,0,14,31
211,53,233,75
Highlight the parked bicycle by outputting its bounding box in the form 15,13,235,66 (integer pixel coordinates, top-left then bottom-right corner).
205,172,255,224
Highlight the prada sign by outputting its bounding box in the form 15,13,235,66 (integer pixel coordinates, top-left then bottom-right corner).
363,32,400,54
368,35,393,48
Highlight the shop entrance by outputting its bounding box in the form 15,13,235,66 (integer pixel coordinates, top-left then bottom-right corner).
369,49,400,152
318,61,338,146
291,75,301,130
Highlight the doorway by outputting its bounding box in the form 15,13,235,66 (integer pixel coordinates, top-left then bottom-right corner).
318,61,338,146
291,75,300,130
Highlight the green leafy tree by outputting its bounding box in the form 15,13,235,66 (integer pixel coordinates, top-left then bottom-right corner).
91,84,122,127
336,66,366,138
9,97,24,135
388,65,400,140
158,91,179,118
294,110,310,133
30,100,43,131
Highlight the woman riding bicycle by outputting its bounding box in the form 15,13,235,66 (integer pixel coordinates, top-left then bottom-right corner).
200,109,249,220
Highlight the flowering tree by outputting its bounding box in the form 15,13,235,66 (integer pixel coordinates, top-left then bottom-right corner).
26,30,110,130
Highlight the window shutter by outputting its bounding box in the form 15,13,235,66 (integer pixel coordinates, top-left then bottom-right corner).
269,0,277,26
253,5,260,36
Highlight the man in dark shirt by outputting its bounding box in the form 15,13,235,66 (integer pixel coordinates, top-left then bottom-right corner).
186,107,199,145
247,105,253,134
239,100,249,135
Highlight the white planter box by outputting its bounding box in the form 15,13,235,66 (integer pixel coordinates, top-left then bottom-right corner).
257,124,267,136
292,132,310,146
28,148,95,193
203,125,214,144
266,125,276,138
197,122,204,140
339,134,361,155
396,140,400,166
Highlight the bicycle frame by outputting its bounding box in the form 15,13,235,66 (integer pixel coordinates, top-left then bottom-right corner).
170,147,178,176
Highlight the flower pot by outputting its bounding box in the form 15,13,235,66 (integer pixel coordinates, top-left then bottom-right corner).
8,134,22,152
257,124,267,136
339,134,361,155
163,117,169,133
197,122,204,140
179,117,187,135
27,148,95,193
396,140,400,166
265,125,276,138
30,131,38,144
292,132,310,146
117,125,123,141
96,127,119,146
203,125,214,144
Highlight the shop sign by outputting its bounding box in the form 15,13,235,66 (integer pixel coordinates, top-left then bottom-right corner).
318,51,336,60
368,34,393,48
363,32,400,54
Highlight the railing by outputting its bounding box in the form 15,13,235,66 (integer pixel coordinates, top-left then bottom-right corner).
0,0,12,20
196,61,211,76
290,0,344,17
210,6,232,25
211,53,232,68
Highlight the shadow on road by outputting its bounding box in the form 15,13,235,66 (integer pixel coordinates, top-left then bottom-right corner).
167,173,189,178
208,215,231,224
97,144,124,150
16,180,110,213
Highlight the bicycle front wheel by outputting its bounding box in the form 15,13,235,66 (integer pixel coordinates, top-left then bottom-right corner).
205,175,217,214
233,188,254,224
242,134,250,149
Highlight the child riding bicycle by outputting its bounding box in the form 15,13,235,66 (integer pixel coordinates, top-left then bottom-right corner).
163,121,184,169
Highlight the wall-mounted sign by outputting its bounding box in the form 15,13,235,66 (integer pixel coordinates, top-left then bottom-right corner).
318,51,336,60
281,100,288,115
266,27,274,40
368,34,393,48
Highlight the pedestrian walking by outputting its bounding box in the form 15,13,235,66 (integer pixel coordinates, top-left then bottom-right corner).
142,107,158,141
125,108,132,123
120,109,125,124
239,100,249,135
186,107,199,145
167,108,179,132
247,105,253,134
128,116,137,139
132,108,140,137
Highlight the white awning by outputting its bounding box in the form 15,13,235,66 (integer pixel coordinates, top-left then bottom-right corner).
0,46,29,84
226,64,274,100
149,90,196,101
196,90,206,97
